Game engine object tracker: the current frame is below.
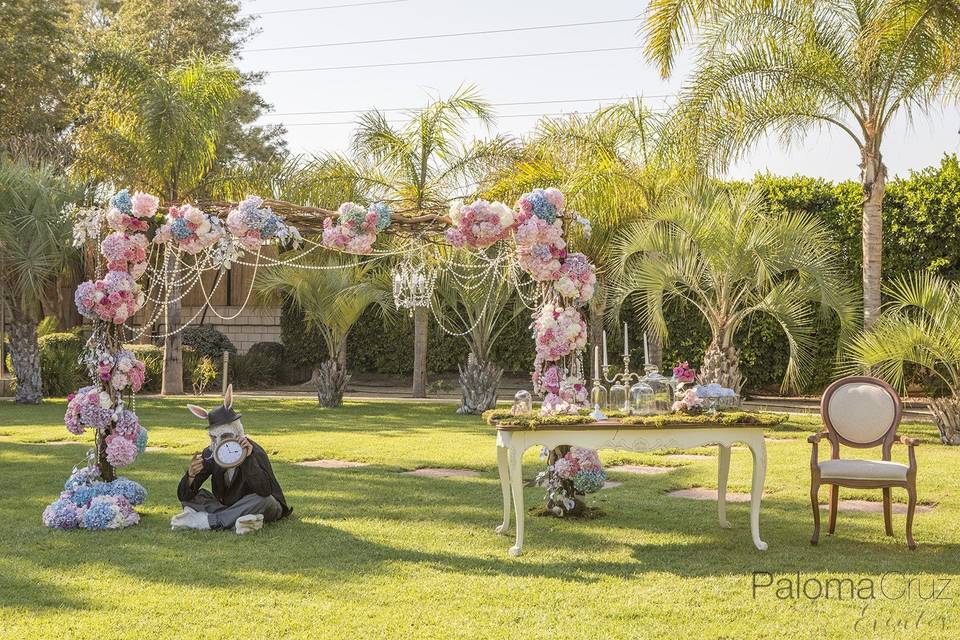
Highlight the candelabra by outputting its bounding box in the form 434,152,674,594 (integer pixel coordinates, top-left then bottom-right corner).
594,355,644,414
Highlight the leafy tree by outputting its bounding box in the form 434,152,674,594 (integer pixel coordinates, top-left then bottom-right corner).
643,0,960,329
348,85,516,397
847,272,960,444
0,161,77,403
612,179,858,393
257,255,394,407
74,49,242,394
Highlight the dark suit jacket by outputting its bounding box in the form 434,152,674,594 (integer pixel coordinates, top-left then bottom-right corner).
177,439,291,518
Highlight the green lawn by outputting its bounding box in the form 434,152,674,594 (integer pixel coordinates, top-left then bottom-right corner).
0,397,957,639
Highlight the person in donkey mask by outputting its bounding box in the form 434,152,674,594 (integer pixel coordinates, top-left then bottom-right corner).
170,385,291,534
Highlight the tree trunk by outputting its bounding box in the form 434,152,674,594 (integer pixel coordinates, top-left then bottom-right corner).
411,306,428,397
161,249,183,395
316,358,349,408
697,339,744,394
96,428,116,482
928,396,960,445
8,310,42,404
457,353,502,414
860,142,886,330
648,332,664,369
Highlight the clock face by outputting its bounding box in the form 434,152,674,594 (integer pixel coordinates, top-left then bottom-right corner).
214,439,245,468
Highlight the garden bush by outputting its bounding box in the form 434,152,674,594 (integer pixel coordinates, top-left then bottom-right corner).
244,341,285,385
182,325,236,361
38,333,86,396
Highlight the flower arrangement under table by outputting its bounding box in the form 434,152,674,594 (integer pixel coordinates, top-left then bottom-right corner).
486,410,786,556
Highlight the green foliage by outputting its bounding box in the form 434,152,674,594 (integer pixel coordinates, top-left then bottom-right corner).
36,316,61,338
239,342,285,386
182,325,236,361
37,333,85,396
191,356,219,395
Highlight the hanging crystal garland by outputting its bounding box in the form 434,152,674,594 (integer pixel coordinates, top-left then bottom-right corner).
392,254,436,316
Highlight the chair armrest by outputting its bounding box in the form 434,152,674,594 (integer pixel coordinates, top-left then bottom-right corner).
807,432,828,444
897,435,920,447
808,432,829,472
896,436,919,475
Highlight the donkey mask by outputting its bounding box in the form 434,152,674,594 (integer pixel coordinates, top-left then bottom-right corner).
187,384,245,449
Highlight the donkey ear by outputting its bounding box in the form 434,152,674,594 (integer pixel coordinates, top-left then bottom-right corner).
224,384,233,409
187,404,209,419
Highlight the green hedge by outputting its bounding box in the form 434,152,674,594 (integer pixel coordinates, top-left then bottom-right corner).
38,333,87,396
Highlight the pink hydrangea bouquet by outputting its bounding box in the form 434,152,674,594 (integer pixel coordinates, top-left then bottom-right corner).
553,252,596,303
445,199,515,249
673,361,696,384
74,271,145,324
534,446,606,515
322,201,391,254
100,232,149,278
155,203,225,255
515,216,567,281
532,303,588,361
227,195,303,251
96,349,147,393
105,189,158,233
672,388,705,414
64,386,114,435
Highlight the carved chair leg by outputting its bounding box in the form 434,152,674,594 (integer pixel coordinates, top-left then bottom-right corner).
906,484,918,550
882,487,894,536
827,485,839,535
810,480,821,545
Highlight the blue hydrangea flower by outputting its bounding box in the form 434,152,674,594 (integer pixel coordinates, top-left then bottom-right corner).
42,498,82,529
371,202,391,231
109,189,133,214
171,216,192,240
109,477,147,505
82,496,119,530
260,215,279,238
134,428,148,456
529,190,557,224
68,485,99,507
572,469,606,494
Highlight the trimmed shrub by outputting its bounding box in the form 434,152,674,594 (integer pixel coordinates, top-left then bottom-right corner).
243,342,284,386
182,325,236,361
38,333,86,396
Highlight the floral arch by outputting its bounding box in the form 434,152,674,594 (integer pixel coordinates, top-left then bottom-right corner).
44,186,597,529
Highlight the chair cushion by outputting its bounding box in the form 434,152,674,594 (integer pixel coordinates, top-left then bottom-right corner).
827,382,897,444
819,459,908,482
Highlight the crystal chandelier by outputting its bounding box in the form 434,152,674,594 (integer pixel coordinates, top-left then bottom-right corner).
392,256,435,314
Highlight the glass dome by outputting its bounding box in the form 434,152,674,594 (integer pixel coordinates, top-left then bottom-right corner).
629,381,656,416
608,382,629,413
642,365,675,414
590,383,608,413
511,390,532,415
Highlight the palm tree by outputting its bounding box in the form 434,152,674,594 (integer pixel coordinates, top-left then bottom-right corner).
0,161,76,403
257,254,394,407
642,0,960,330
612,180,858,393
486,100,671,364
349,85,516,397
847,272,960,444
432,247,528,413
74,48,242,395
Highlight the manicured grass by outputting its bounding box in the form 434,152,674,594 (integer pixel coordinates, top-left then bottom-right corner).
0,397,957,639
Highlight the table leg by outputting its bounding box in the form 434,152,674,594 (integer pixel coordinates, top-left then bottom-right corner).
495,445,511,535
717,444,732,529
748,437,768,551
507,446,525,557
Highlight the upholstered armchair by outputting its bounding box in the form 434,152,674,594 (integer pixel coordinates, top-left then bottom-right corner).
809,376,919,549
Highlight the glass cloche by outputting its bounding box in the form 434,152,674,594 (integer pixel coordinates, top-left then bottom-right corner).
590,383,608,413
608,382,629,413
511,390,532,415
642,365,675,413
629,381,656,416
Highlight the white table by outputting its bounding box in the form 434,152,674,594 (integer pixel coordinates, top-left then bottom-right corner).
494,422,768,556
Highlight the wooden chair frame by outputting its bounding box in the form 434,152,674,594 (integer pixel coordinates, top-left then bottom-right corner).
810,376,919,549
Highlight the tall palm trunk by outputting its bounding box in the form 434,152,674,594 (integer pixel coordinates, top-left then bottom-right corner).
457,352,502,414
412,306,428,397
698,331,744,394
861,140,886,330
8,308,42,404
161,249,183,394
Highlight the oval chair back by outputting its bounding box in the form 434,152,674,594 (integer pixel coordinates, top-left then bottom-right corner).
820,376,903,460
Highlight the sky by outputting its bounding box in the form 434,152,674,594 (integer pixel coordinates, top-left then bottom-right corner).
237,0,960,183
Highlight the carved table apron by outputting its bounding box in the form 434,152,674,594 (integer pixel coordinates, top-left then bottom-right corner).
494,423,769,556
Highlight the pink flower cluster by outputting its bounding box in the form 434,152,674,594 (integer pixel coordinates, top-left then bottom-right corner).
155,204,225,254
515,216,567,281
321,202,383,254
100,232,148,278
96,349,146,392
673,361,696,384
445,199,515,249
551,447,602,480
553,252,596,302
75,271,145,324
672,388,705,413
533,303,588,362
64,386,114,435
106,433,139,467
105,191,158,233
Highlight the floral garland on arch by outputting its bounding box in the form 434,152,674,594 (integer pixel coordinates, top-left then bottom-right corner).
46,189,303,530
